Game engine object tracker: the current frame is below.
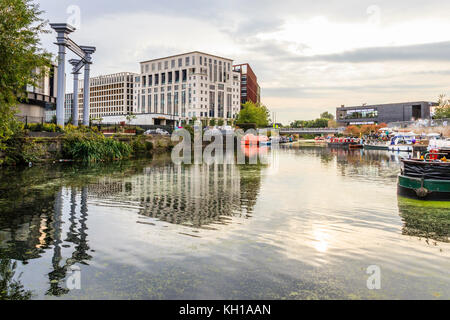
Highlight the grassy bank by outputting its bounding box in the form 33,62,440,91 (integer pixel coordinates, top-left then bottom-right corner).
0,124,174,166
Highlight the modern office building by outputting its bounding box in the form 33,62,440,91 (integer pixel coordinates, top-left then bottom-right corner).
232,63,260,106
77,72,138,121
45,92,74,123
64,93,74,122
133,51,241,125
336,101,436,126
19,64,58,122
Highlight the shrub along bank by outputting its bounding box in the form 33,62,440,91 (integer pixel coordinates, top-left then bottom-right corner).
0,124,173,166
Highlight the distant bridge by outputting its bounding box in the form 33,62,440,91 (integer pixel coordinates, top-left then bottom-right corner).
278,127,346,135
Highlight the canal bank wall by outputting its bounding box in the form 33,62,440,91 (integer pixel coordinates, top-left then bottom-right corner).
0,133,175,166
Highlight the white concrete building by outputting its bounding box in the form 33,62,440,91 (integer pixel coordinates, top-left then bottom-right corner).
78,72,138,121
45,93,73,123
19,64,58,123
133,51,241,126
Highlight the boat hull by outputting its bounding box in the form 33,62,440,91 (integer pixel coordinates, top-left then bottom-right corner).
398,175,450,201
388,145,413,152
363,144,388,151
328,142,361,149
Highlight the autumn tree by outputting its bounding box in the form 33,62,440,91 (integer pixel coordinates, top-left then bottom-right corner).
433,94,450,119
0,0,51,149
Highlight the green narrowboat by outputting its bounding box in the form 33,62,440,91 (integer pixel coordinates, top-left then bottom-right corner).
398,155,450,201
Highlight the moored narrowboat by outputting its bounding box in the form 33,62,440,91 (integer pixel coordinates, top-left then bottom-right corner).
398,152,450,201
328,137,362,149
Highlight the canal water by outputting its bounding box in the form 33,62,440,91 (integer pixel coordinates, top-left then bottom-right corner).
0,145,449,300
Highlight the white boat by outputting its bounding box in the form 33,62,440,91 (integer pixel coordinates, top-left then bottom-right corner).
428,137,450,151
387,134,416,152
363,141,389,150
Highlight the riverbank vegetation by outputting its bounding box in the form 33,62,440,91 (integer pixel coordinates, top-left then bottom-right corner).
0,124,172,166
62,128,133,162
290,112,337,129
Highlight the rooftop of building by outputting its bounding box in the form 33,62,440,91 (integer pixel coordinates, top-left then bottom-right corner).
337,101,437,109
88,71,139,79
140,51,233,64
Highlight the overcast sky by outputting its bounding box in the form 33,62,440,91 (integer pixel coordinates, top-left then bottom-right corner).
38,0,450,123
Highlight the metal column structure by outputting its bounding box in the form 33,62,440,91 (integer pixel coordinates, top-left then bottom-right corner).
80,47,96,126
69,59,83,126
50,24,75,127
50,23,96,128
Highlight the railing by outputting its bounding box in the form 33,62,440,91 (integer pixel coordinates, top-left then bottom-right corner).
388,119,450,128
16,115,47,124
98,123,174,134
279,127,346,133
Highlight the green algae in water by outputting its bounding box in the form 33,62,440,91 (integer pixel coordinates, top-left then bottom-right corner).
398,196,450,243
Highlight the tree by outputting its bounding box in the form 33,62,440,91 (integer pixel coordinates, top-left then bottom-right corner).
236,101,270,128
320,111,335,120
0,0,51,149
126,113,136,125
433,94,450,119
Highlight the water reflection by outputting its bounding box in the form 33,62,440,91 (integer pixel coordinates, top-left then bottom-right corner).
84,162,263,228
0,159,263,298
0,259,33,300
398,197,450,243
0,148,448,300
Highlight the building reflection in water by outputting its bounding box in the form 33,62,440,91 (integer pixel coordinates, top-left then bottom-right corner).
0,184,93,297
0,160,264,297
90,161,263,228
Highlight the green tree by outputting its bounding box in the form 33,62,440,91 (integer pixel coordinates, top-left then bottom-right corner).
433,94,450,119
0,0,51,149
320,111,335,120
126,113,136,124
236,101,270,128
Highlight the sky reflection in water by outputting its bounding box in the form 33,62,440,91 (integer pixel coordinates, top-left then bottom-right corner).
0,146,449,300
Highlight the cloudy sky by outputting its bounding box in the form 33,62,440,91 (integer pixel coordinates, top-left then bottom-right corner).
38,0,450,123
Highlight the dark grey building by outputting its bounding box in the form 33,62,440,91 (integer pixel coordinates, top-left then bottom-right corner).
336,101,436,126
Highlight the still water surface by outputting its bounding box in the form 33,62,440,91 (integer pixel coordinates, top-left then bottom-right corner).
0,145,449,299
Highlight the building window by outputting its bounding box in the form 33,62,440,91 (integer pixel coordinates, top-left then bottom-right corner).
178,58,182,67
174,92,179,116
181,91,186,117
167,93,172,115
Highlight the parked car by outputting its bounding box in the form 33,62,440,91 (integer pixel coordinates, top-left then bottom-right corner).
144,128,170,136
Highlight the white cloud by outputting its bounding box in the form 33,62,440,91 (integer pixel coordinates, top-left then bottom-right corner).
38,1,450,124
